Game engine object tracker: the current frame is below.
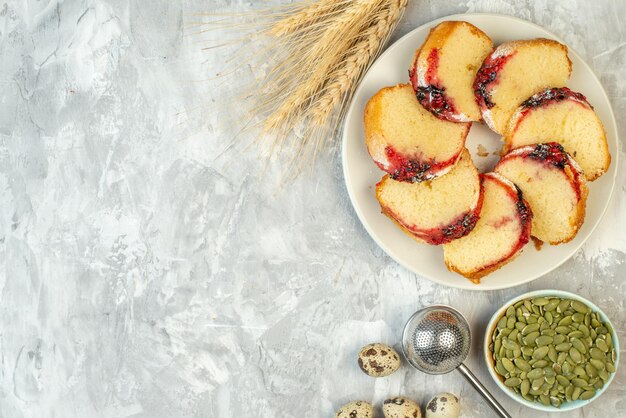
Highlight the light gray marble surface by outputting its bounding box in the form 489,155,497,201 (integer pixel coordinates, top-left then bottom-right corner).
0,0,624,417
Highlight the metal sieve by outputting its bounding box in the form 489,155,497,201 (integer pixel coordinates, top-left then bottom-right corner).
402,305,511,418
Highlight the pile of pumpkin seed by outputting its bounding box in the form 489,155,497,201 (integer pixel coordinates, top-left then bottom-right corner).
488,297,617,408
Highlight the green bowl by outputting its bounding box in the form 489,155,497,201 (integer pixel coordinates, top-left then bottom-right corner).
484,289,620,412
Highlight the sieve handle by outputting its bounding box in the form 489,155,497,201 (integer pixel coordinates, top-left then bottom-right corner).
457,363,511,418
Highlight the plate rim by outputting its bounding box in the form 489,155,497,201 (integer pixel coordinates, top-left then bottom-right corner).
341,12,620,291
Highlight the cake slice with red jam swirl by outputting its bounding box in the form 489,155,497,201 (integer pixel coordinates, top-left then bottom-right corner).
376,150,483,245
443,172,533,283
495,143,588,245
410,21,493,122
365,84,470,182
504,87,610,181
473,39,571,134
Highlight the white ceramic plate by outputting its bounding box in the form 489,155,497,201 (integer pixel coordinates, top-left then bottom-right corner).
342,14,619,290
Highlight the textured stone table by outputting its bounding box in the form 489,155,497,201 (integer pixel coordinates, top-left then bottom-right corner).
0,0,624,417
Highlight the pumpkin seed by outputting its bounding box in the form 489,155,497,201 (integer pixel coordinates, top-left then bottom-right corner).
558,316,573,327
506,305,515,317
598,369,609,381
557,299,571,313
562,361,572,375
606,362,615,373
527,368,544,380
515,358,531,372
553,334,566,345
502,338,519,350
580,390,596,400
585,364,597,379
507,316,516,329
533,346,549,360
579,324,590,337
571,300,590,314
572,378,588,387
544,311,554,325
569,347,582,363
572,338,587,354
521,346,533,357
568,330,583,339
524,331,540,346
555,326,570,334
533,360,548,368
596,339,609,353
531,377,544,390
522,323,540,335
589,348,604,360
572,386,582,400
573,365,586,377
555,342,571,352
497,317,507,330
520,378,530,395
548,346,557,363
544,299,559,311
502,358,516,373
505,377,522,387
495,360,508,376
536,335,553,347
556,375,570,386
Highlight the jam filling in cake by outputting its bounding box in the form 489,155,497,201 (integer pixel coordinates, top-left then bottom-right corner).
380,186,484,246
410,49,460,120
514,142,585,200
473,52,515,110
507,87,591,136
382,145,461,182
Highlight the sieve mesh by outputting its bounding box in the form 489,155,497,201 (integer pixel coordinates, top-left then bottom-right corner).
402,306,471,374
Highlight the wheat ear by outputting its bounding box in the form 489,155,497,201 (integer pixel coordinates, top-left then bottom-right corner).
311,0,408,125
268,0,349,37
263,0,386,134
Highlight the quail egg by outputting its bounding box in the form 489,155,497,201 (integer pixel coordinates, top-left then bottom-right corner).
383,396,422,418
334,400,373,418
425,392,460,418
357,343,401,377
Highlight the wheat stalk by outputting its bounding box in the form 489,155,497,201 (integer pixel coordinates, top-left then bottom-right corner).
268,0,348,37
194,0,409,177
263,0,386,134
311,0,408,125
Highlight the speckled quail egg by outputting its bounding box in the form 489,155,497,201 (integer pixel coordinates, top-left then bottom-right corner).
357,343,401,377
334,400,373,418
425,392,460,418
383,396,422,418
